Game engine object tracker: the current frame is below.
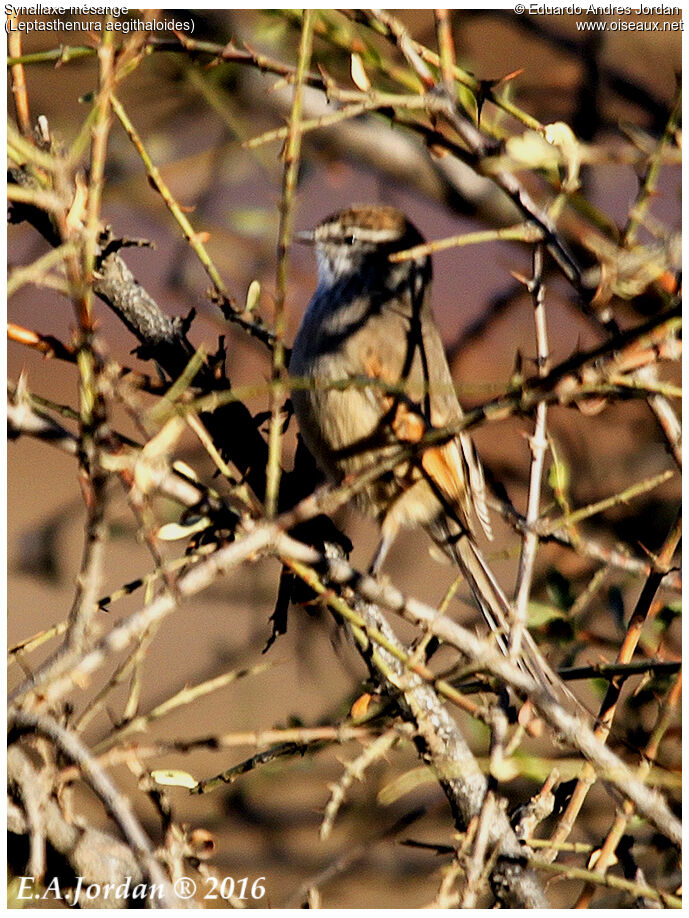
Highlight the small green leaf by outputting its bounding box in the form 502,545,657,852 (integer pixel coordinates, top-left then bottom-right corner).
527,601,567,628
656,602,682,627
548,460,570,493
457,83,478,123
546,569,574,610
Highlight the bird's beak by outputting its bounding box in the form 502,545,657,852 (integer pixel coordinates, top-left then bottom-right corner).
295,229,315,245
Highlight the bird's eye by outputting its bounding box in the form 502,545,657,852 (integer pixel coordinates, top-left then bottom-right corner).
344,234,356,245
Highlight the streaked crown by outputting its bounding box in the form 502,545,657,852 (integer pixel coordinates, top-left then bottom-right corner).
315,204,422,246
308,204,430,288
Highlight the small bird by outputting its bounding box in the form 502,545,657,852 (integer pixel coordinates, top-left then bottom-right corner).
290,204,561,695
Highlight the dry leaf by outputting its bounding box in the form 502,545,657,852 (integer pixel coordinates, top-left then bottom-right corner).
65,172,88,234
544,121,581,192
151,768,198,789
350,692,372,719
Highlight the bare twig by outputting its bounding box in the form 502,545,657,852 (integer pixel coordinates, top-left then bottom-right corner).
528,855,681,908
8,709,188,908
265,9,314,517
320,728,402,840
460,792,498,907
110,95,228,298
8,19,31,136
512,244,549,658
574,670,682,907
622,84,682,247
273,532,682,848
544,507,682,857
434,10,457,92
93,661,272,755
8,744,147,907
648,388,682,469
58,723,381,783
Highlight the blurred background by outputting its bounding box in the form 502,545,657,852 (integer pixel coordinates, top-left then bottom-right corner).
8,9,681,908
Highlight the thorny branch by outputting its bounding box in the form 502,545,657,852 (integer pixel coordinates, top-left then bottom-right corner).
8,710,190,908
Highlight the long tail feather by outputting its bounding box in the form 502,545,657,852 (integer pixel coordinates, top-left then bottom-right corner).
433,521,582,711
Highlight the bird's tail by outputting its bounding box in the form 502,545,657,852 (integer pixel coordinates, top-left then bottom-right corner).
433,521,577,708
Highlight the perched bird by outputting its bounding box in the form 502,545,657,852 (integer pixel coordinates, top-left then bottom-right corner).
290,204,564,697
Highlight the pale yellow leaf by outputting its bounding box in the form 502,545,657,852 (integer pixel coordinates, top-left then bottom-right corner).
351,52,371,92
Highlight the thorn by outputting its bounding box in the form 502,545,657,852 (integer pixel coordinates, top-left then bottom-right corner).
510,270,531,287
497,67,525,86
